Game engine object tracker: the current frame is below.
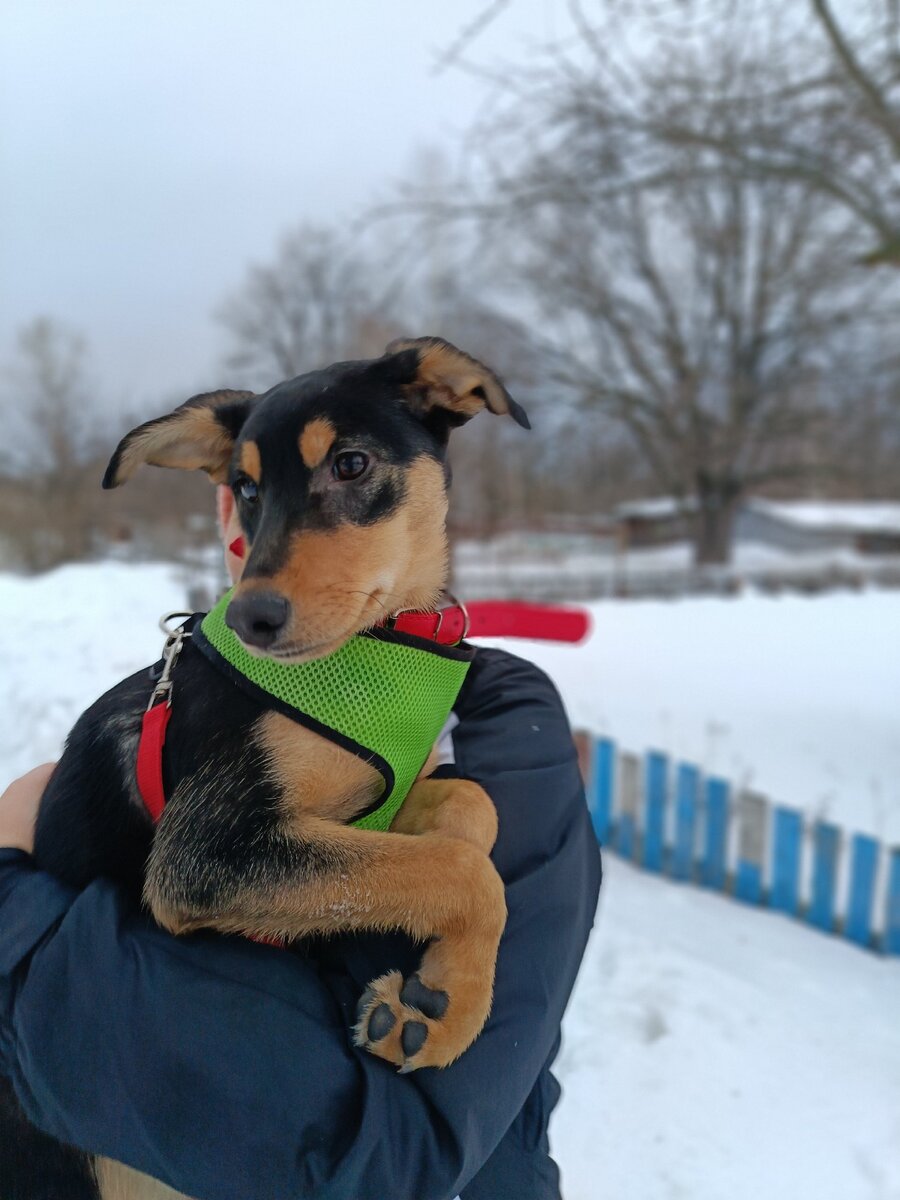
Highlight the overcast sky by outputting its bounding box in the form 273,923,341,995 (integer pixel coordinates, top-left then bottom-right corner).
2,0,565,412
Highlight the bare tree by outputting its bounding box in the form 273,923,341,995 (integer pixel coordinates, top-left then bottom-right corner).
217,224,402,389
748,0,900,264
0,317,105,570
584,0,900,265
813,329,900,497
412,5,900,562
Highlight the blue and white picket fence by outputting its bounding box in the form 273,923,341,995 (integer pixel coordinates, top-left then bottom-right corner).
577,734,900,956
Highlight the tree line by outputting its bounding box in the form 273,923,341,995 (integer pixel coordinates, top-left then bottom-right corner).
3,0,900,570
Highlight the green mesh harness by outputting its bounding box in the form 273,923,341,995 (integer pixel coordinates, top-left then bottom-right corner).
193,591,473,831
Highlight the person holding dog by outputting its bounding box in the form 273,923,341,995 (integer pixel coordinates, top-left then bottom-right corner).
0,481,601,1200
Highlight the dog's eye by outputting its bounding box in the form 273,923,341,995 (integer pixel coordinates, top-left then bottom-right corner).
332,452,369,481
236,476,259,503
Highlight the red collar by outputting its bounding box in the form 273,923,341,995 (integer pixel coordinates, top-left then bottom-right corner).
386,600,588,646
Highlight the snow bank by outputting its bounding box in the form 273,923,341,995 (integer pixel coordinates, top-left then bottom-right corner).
0,561,193,781
748,499,900,534
482,590,900,842
555,855,900,1200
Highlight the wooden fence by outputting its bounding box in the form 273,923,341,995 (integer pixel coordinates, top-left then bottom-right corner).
574,734,900,956
454,554,900,604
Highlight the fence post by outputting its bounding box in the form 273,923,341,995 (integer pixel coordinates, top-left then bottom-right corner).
701,777,728,890
771,807,803,915
808,822,841,934
734,791,767,904
643,751,667,872
591,737,615,844
616,753,640,862
581,733,892,957
845,834,879,949
672,763,698,881
885,848,900,956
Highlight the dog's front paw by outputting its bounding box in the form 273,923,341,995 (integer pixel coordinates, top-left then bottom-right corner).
353,966,484,1072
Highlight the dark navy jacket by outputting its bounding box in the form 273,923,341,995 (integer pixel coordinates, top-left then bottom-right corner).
0,649,601,1200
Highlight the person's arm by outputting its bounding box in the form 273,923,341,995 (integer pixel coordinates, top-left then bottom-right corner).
0,763,54,852
0,649,601,1200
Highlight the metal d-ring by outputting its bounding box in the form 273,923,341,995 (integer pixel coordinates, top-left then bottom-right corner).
442,592,471,641
158,611,194,637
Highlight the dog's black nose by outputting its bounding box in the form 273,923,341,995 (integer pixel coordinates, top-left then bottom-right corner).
225,592,290,649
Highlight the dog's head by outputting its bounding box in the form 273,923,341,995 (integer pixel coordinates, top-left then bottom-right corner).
104,337,529,661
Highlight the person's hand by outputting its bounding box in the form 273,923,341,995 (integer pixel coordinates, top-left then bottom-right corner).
0,763,55,853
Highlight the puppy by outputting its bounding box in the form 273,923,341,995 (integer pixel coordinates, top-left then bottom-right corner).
0,337,529,1200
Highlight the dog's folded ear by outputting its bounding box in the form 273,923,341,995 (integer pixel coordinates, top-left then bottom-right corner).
385,337,530,430
102,390,257,488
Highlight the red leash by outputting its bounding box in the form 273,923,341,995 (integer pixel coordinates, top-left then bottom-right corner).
388,600,588,646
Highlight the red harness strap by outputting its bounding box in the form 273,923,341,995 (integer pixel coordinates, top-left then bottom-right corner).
137,701,172,824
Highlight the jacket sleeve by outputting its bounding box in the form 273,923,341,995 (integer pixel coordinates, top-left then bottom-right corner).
0,648,601,1200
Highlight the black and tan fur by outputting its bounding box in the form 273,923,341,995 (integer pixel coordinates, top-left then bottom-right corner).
0,338,529,1200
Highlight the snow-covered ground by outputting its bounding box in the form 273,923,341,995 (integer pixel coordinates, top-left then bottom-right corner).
1,561,899,1199
484,590,900,844
0,561,204,781
555,855,900,1200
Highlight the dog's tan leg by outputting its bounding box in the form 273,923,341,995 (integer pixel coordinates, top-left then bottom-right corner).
95,1158,194,1200
350,779,502,1068
390,776,498,855
147,817,506,1071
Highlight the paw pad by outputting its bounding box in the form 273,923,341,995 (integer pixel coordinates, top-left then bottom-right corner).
401,1020,428,1058
400,974,449,1019
366,1003,397,1042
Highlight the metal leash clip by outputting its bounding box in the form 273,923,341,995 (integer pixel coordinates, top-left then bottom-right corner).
147,612,194,712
